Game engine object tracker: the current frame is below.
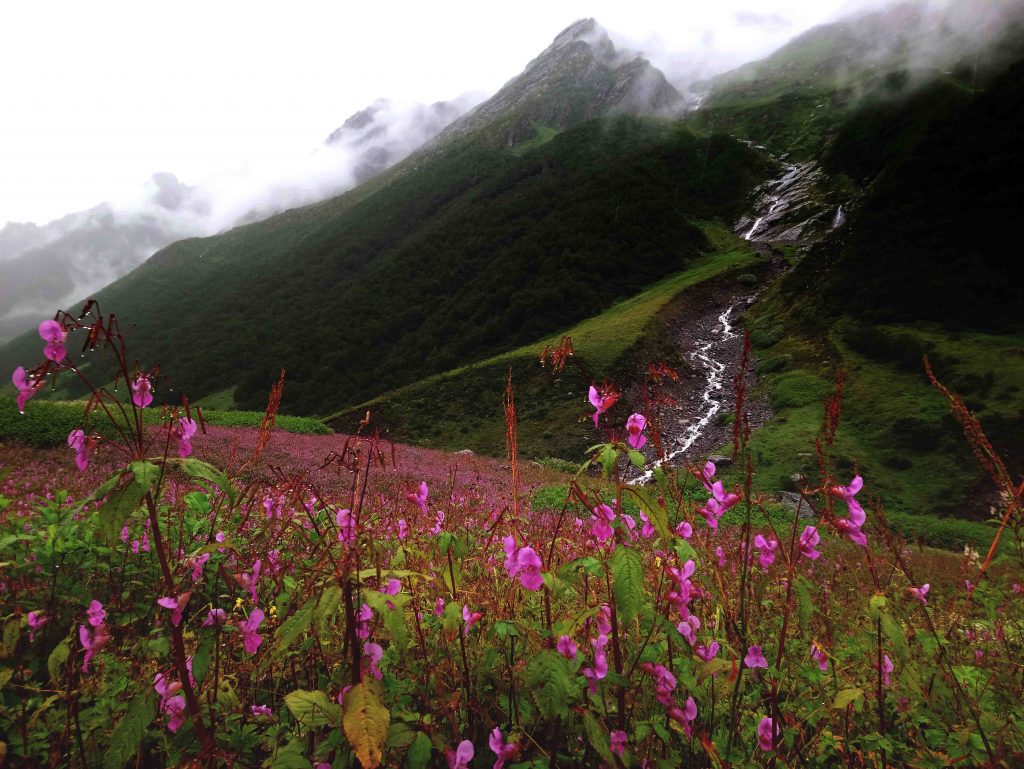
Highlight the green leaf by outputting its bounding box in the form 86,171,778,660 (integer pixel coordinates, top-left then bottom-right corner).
383,605,410,656
96,461,159,545
525,650,573,720
406,732,431,769
611,545,644,626
630,488,672,550
184,491,212,515
794,576,815,632
275,597,316,654
880,612,909,663
628,450,646,469
268,738,314,769
47,640,69,682
583,712,617,767
103,691,156,769
168,457,236,504
285,689,342,728
832,687,865,710
342,681,390,769
315,585,344,630
868,594,888,620
0,668,11,690
0,618,19,658
192,635,215,684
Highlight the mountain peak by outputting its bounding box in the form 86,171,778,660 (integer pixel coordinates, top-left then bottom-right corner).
435,19,681,148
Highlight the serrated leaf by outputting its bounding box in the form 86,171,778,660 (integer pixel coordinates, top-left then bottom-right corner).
630,488,672,550
583,712,617,767
285,689,341,728
794,576,815,632
315,585,343,629
192,635,214,684
268,738,314,769
832,687,865,709
406,732,431,769
387,722,417,749
48,640,69,682
880,612,909,663
611,545,644,626
342,681,390,769
0,618,19,658
525,650,573,720
628,450,646,469
275,597,316,654
167,457,236,504
103,691,156,769
0,668,11,690
383,606,409,656
95,461,159,545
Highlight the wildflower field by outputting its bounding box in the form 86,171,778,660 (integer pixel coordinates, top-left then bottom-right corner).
1,306,1022,769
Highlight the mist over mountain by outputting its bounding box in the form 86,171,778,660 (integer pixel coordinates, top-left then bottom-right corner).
0,95,483,343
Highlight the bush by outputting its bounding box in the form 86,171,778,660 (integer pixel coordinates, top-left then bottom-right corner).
884,509,999,552
771,371,829,409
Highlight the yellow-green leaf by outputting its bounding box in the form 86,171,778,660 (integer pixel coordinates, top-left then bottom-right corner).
342,681,390,769
832,687,864,709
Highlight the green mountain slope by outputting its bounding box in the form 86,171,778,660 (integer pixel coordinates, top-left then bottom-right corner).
0,116,770,417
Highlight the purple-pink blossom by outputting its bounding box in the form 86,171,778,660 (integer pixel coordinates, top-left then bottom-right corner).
610,729,628,757
131,374,153,408
758,716,774,751
810,642,829,671
67,429,95,471
490,727,519,769
908,583,930,605
12,367,39,413
626,413,647,449
363,642,384,680
336,508,356,545
557,634,578,660
27,611,46,642
753,534,778,570
406,481,428,515
445,739,474,769
462,605,483,634
38,320,67,363
239,608,264,654
745,644,769,669
157,592,191,627
503,536,544,590
250,705,273,716
172,417,198,458
202,608,227,627
831,475,867,547
588,385,620,427
798,526,821,560
591,502,616,542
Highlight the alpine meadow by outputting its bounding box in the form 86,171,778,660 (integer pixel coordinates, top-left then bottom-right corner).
1,2,1023,768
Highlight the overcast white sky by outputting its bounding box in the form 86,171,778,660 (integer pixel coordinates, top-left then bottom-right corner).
0,0,870,226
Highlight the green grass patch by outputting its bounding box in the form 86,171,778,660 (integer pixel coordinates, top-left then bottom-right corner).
0,397,330,449
327,235,763,458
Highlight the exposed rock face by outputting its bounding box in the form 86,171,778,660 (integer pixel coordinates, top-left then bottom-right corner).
733,161,840,244
435,18,683,148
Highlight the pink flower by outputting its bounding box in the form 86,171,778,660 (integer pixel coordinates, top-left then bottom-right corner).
675,520,693,539
161,695,187,733
908,583,930,605
406,481,429,515
86,599,106,627
503,536,544,590
610,730,627,757
27,611,46,642
758,716,774,751
172,417,198,458
434,597,445,616
190,553,210,582
157,592,192,627
696,641,719,662
445,739,474,769
462,605,483,634
131,374,153,408
700,482,739,530
810,642,828,671
202,608,227,627
363,642,384,680
557,635,578,661
640,662,677,707
626,413,647,450
490,727,519,769
667,696,698,735
357,603,373,640
591,503,616,542
239,608,264,654
715,546,726,567
12,367,39,413
397,519,409,540
677,614,701,646
798,526,821,560
753,534,778,570
381,578,401,597
79,622,110,672
831,475,867,547
582,634,609,693
235,559,261,602
745,645,769,669
880,654,894,686
250,704,272,716
588,385,620,427
38,320,67,363
336,508,356,545
67,429,96,471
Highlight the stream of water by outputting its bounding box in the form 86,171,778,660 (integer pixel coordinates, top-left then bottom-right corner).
635,304,739,482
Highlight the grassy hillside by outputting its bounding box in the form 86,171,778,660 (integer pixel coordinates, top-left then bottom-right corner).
327,230,764,458
729,58,1024,519
0,116,770,418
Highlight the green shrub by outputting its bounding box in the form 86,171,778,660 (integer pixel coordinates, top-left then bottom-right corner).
757,354,792,374
884,509,999,552
771,371,829,410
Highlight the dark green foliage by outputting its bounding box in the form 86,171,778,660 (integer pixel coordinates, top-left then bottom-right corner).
884,510,999,553
0,117,768,419
0,398,330,449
